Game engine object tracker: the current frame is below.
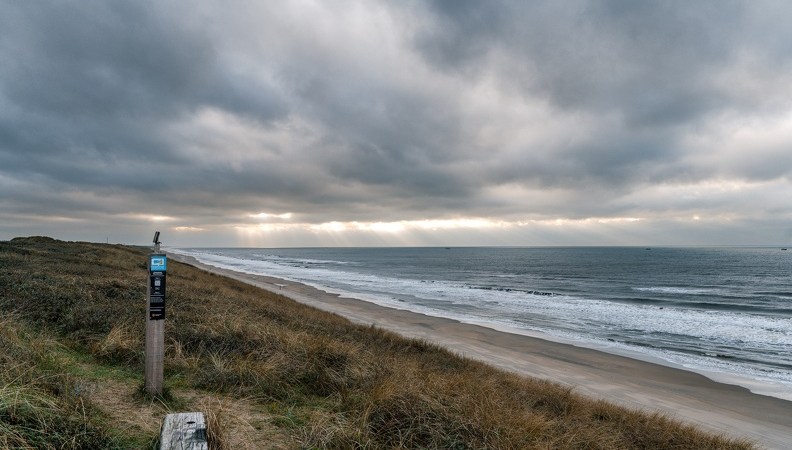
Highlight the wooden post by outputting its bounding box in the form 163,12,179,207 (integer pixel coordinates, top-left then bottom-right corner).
146,232,166,395
145,305,164,395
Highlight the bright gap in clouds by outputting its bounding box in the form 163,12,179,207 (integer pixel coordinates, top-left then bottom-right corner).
224,215,669,247
234,217,644,236
250,212,293,219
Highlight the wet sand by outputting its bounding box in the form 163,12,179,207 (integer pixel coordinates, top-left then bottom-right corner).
169,253,792,449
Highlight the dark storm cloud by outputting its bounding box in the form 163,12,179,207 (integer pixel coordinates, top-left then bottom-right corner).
414,0,768,120
1,0,791,245
1,0,458,217
0,1,288,185
408,0,792,192
3,3,214,126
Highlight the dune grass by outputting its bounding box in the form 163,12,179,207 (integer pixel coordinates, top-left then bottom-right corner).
0,237,758,449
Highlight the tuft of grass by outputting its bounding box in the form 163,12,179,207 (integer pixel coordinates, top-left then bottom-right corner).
202,397,232,450
0,315,121,449
0,238,760,449
91,322,143,365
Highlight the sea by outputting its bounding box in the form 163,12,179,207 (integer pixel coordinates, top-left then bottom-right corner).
168,246,792,400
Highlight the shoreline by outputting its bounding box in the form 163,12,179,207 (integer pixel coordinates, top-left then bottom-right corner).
168,252,792,450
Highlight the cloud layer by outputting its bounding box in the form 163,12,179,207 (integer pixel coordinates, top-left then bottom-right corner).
2,0,791,246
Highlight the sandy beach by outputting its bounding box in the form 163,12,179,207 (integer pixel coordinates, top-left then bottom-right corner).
170,253,792,450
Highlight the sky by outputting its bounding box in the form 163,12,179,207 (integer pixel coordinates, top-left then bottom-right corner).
2,0,792,248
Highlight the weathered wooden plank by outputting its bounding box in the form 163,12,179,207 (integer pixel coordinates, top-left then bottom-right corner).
160,412,208,450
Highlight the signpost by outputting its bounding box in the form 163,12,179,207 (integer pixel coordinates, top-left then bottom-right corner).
149,255,167,320
145,232,166,395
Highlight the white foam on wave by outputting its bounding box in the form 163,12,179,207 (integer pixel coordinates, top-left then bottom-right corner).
634,286,714,295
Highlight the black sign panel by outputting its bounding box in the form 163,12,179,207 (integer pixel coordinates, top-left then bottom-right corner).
149,301,165,320
150,275,166,297
149,254,167,320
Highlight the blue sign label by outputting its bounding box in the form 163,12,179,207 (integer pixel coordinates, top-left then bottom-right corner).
150,255,167,272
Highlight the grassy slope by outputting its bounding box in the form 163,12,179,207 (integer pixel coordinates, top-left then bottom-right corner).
0,238,757,449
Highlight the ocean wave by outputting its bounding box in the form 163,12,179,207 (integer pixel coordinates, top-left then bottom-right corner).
633,286,714,295
469,285,559,297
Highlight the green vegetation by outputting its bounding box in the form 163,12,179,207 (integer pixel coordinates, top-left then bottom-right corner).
0,237,757,449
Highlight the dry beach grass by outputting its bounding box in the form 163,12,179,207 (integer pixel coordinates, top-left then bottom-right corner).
0,237,759,449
